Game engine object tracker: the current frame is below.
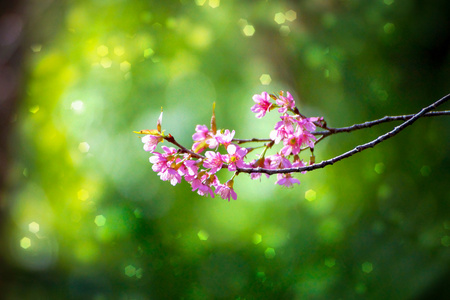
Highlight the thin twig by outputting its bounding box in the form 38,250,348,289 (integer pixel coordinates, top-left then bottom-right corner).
164,135,205,160
234,110,450,144
233,138,272,144
314,110,450,136
236,94,450,175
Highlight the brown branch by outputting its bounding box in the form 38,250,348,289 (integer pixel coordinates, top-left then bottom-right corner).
233,138,272,144
314,110,450,136
164,135,206,160
233,110,450,144
236,94,450,175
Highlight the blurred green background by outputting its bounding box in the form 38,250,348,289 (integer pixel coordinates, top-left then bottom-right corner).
1,0,449,299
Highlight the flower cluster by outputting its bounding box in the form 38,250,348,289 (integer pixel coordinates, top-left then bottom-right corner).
252,91,318,155
135,91,322,201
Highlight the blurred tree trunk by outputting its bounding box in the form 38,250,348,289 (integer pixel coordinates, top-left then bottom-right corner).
0,2,24,198
0,0,25,291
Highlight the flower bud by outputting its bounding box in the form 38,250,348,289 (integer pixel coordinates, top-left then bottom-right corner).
157,108,163,133
210,102,217,134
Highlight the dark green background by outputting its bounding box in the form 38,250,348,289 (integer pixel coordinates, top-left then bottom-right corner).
1,0,449,299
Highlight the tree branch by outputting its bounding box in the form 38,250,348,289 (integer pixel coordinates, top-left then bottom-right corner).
164,135,206,160
314,110,450,136
233,110,450,144
234,138,272,144
236,94,450,175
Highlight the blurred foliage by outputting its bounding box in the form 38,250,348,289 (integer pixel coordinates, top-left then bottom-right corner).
2,0,450,299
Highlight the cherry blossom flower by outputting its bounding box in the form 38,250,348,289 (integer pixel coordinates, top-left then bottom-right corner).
291,158,307,174
192,125,209,141
148,147,182,185
249,157,272,180
273,155,304,187
215,181,238,201
203,151,225,173
159,167,182,186
275,173,300,187
149,152,167,173
177,159,199,182
280,132,302,156
149,146,176,173
215,129,235,147
280,124,317,155
142,134,163,152
205,136,220,149
270,114,295,143
205,173,220,188
225,144,248,171
297,130,316,149
251,92,273,118
191,177,215,197
267,153,285,169
295,117,317,132
291,123,316,149
184,159,199,176
276,91,296,114
192,124,212,153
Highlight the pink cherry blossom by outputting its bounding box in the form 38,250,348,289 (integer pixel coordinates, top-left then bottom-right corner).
192,125,209,141
275,173,300,187
269,129,284,144
159,167,182,186
280,125,316,155
149,146,178,171
215,129,235,147
276,91,296,114
177,159,199,182
205,136,220,149
192,124,212,153
191,178,215,197
270,114,295,144
273,156,303,187
298,130,316,149
149,147,183,185
265,153,283,169
266,154,295,169
280,132,302,156
162,146,177,156
203,151,225,173
292,124,316,149
205,173,220,188
215,182,238,201
291,158,306,168
149,154,167,173
291,158,307,174
295,117,317,132
142,134,163,152
183,159,199,176
280,155,294,168
251,92,273,118
226,144,248,171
